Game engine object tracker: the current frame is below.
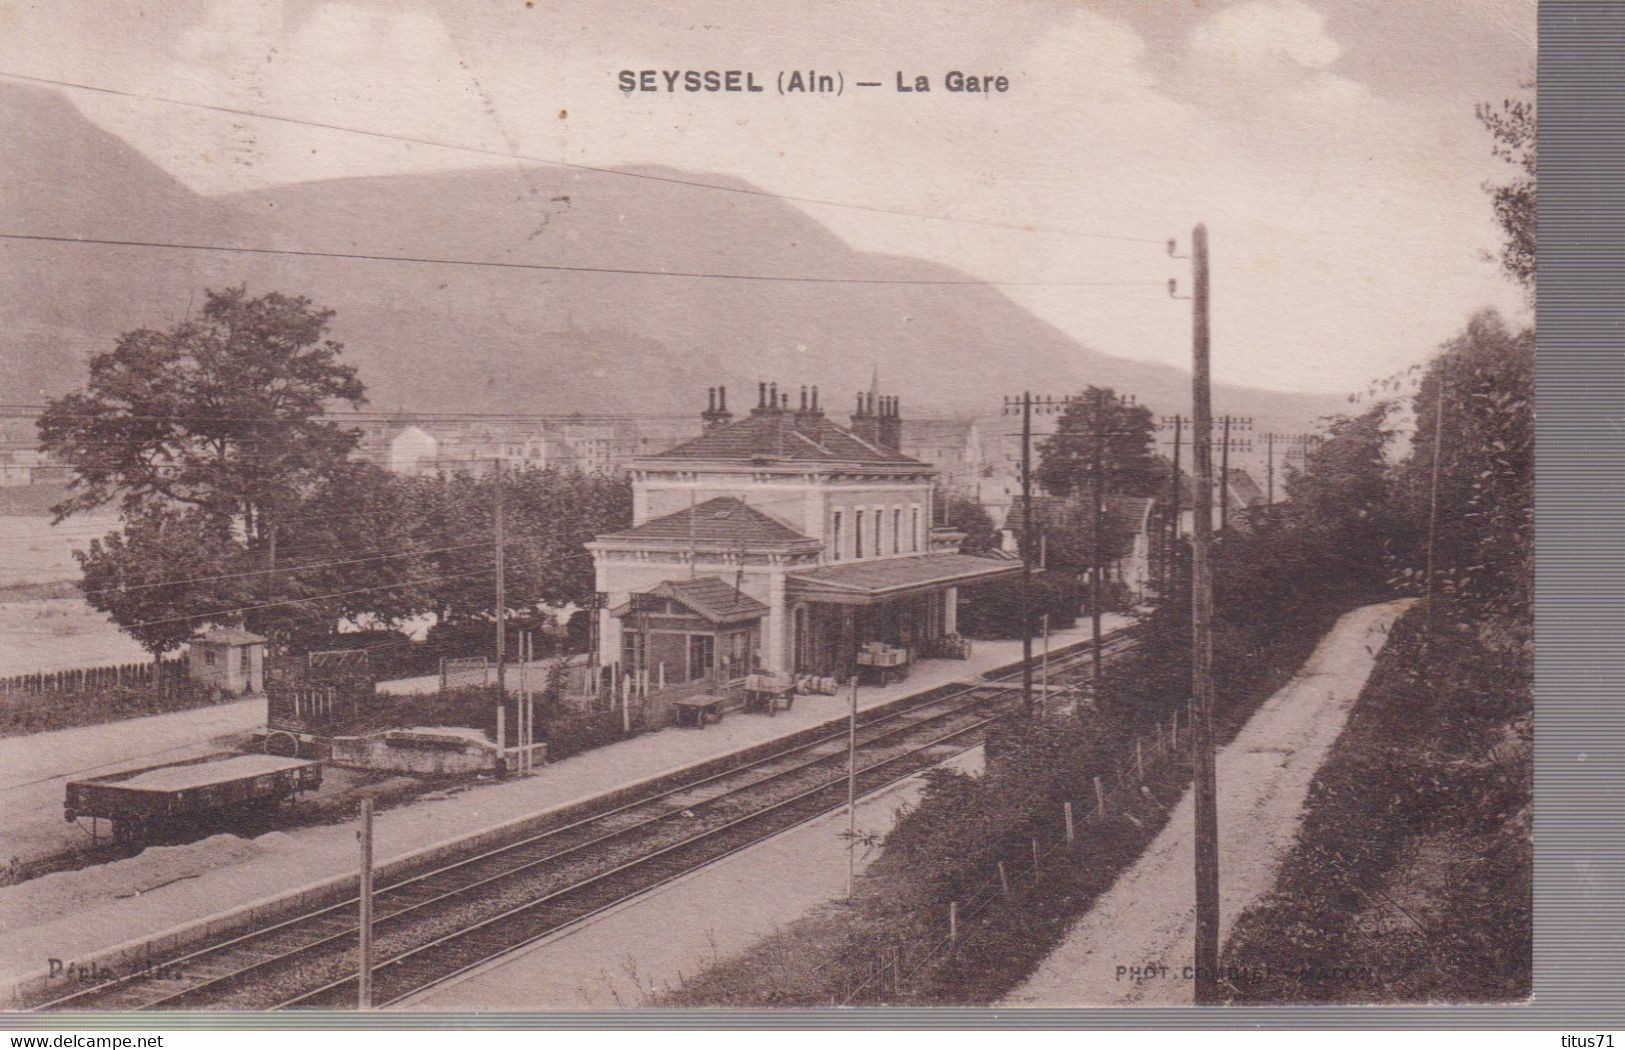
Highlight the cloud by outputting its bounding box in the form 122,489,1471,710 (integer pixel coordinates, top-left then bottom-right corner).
1189,0,1341,71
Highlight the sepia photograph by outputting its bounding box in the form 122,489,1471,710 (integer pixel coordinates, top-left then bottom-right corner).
0,0,1540,1021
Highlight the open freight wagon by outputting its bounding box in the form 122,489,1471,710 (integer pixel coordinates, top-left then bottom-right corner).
64,752,323,844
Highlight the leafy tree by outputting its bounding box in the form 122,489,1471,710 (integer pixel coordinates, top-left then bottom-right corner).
933,489,1000,553
1393,311,1533,615
38,287,367,650
1477,81,1536,296
402,466,633,627
1035,386,1158,499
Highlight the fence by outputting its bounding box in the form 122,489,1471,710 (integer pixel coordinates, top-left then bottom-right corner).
0,657,186,698
826,701,1194,1006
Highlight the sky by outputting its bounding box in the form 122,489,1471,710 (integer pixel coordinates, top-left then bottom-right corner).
0,0,1535,396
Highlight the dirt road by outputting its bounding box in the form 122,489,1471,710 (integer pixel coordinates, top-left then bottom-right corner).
1002,599,1413,1007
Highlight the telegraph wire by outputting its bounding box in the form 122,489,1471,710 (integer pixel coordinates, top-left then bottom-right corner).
0,232,1166,289
0,69,1166,247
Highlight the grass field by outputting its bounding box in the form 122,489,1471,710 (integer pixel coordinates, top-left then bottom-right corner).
0,512,144,675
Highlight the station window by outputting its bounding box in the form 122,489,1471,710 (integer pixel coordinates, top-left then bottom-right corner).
832,511,843,561
855,510,864,558
912,507,920,552
875,512,883,557
893,509,902,553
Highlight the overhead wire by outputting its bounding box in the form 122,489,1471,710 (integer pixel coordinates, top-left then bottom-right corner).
0,69,1166,247
0,232,1167,289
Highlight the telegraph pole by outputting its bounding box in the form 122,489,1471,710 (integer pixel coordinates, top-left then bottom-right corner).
1424,362,1447,640
1264,431,1276,505
1261,433,1317,506
1187,223,1221,1004
357,797,374,1010
1086,391,1135,685
1160,415,1186,591
1216,416,1252,532
1019,391,1035,711
493,459,507,699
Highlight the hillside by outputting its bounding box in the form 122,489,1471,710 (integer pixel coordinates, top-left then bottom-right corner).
2,82,1341,428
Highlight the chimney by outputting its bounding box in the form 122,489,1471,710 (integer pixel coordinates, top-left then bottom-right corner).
791,383,825,434
850,388,883,448
877,395,903,453
701,384,733,430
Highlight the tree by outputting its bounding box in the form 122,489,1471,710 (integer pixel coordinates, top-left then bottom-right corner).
1477,80,1535,295
38,287,367,650
1034,386,1158,499
932,489,1000,554
402,466,633,627
1395,310,1533,615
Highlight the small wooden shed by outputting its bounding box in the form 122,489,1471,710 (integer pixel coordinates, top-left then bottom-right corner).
187,629,267,696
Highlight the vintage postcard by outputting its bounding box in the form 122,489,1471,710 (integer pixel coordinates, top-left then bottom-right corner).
0,0,1534,1019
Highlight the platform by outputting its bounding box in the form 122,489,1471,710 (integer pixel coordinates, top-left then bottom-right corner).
0,614,1131,996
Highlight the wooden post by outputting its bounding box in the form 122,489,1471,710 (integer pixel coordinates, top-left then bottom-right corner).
998,861,1011,898
1094,775,1106,817
949,901,959,945
358,797,374,1010
494,459,507,697
1017,391,1035,713
1040,613,1050,715
1172,707,1180,749
1031,837,1041,876
1189,221,1221,1004
1136,738,1144,779
1064,801,1075,844
497,705,506,755
846,674,858,901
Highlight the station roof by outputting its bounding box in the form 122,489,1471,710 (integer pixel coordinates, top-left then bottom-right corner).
610,577,769,625
647,411,925,467
788,553,1019,604
592,497,819,553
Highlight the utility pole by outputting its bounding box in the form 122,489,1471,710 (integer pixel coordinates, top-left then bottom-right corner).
1215,416,1252,532
1184,223,1221,1004
1264,432,1277,506
493,458,507,699
1007,390,1139,692
846,673,858,900
357,797,374,1010
1261,433,1317,506
1424,361,1448,640
1008,392,1036,712
1159,415,1186,592
1088,390,1136,687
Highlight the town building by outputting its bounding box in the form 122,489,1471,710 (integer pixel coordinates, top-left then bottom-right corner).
586,383,1020,683
187,628,267,696
899,418,984,494
1000,494,1157,600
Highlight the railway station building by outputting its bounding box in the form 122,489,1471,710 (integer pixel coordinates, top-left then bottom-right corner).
586,383,1020,684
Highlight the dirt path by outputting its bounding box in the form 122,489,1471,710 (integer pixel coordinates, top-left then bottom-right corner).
1003,599,1413,1007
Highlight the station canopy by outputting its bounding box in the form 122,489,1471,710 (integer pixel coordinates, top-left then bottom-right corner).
787,553,1019,605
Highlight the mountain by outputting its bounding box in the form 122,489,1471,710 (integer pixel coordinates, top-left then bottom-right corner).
2,82,1343,433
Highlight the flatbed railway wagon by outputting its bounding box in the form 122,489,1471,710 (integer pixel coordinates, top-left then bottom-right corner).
64,753,323,843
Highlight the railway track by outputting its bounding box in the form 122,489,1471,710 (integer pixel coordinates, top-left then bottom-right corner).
30,629,1139,1012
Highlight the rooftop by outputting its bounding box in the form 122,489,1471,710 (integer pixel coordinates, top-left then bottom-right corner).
592,497,819,553
611,577,770,624
788,552,1019,602
649,411,925,467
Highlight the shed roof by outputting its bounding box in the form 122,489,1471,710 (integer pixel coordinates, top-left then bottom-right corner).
192,628,267,646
